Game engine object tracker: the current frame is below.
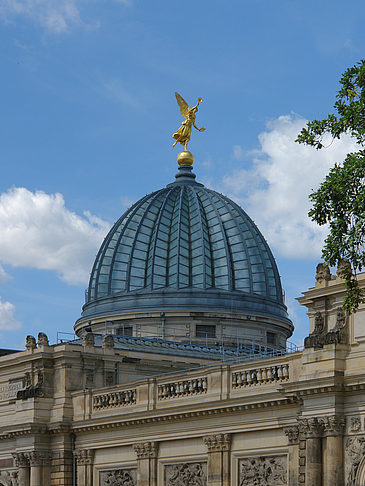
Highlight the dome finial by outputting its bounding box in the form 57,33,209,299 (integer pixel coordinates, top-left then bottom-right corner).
177,150,194,167
172,92,206,153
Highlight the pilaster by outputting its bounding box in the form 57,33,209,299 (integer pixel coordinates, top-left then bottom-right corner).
75,449,94,486
203,434,231,486
321,415,345,486
299,418,323,486
284,426,300,486
133,442,158,486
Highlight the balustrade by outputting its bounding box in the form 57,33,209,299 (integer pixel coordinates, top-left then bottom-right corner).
93,389,136,409
232,363,289,388
158,377,207,400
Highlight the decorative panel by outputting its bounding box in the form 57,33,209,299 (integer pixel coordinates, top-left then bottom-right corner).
239,455,287,485
165,462,207,486
99,467,136,486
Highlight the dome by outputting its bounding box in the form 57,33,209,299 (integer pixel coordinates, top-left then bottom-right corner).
78,165,291,336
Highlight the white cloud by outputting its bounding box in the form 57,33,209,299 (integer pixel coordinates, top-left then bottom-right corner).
232,145,245,161
0,265,10,285
0,187,110,285
221,114,359,260
0,298,21,331
0,0,130,33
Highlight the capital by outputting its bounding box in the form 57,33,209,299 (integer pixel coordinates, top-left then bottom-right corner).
284,425,299,444
133,441,158,459
298,417,323,438
12,452,29,467
321,415,345,436
74,449,95,466
203,433,231,452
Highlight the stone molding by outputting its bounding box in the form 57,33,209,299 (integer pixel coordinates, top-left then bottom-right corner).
203,433,231,452
74,449,95,466
133,441,158,459
284,425,299,444
70,396,297,435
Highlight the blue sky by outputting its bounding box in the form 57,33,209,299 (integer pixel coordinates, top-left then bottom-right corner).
0,0,364,349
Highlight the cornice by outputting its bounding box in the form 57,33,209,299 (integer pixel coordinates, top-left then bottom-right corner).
0,423,48,441
71,396,297,434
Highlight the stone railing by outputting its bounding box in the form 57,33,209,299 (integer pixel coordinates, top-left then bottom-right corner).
158,377,207,400
73,356,296,419
232,363,289,388
93,389,136,410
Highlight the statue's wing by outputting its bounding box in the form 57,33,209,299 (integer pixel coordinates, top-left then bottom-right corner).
175,92,189,117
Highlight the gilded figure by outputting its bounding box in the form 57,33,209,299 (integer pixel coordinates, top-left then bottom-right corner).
172,92,205,150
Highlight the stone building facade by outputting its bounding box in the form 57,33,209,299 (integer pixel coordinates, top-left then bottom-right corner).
0,159,364,486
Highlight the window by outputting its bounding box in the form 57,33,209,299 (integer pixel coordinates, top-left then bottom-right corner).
267,331,276,346
116,326,133,337
196,325,216,338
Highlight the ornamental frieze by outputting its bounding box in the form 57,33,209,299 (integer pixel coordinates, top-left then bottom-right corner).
165,462,207,486
100,468,136,486
239,455,287,486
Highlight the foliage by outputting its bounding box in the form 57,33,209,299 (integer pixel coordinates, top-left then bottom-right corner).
296,60,365,313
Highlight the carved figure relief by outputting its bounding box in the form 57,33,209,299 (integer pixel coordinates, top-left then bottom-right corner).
304,308,347,349
16,369,44,400
325,308,348,345
345,436,365,485
165,462,207,486
239,456,287,486
315,263,331,282
304,312,326,349
0,471,18,486
25,335,36,351
37,332,49,346
100,468,136,486
349,417,362,433
337,258,352,278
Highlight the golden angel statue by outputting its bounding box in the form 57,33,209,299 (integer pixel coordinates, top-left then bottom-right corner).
172,92,205,151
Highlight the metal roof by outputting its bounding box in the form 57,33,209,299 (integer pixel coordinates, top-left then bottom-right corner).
87,168,283,305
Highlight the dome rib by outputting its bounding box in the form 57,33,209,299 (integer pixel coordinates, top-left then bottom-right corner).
90,192,154,300
148,187,177,290
198,188,233,290
126,190,168,292
221,194,282,301
189,187,209,289
210,190,253,293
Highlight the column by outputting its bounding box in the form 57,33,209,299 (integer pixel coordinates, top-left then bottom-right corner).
284,426,300,486
203,434,231,486
322,415,345,486
133,442,159,486
300,418,323,486
29,452,43,486
12,452,30,486
75,449,95,486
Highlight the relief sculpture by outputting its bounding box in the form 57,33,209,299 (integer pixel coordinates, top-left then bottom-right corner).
345,436,365,486
100,468,136,486
239,456,287,486
165,462,207,486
